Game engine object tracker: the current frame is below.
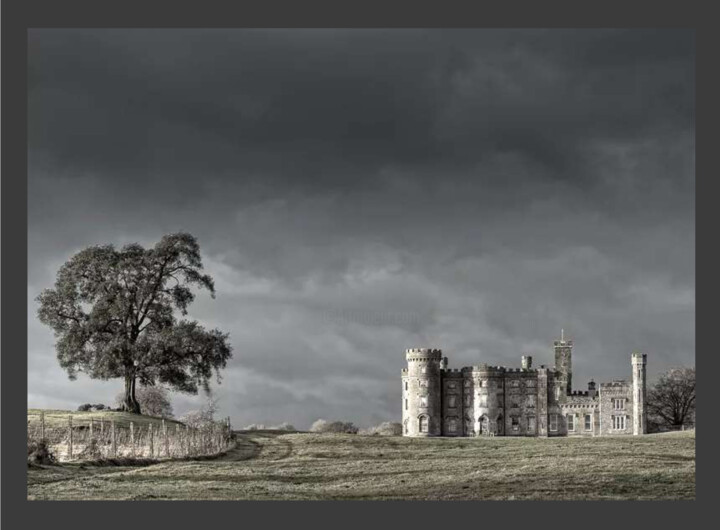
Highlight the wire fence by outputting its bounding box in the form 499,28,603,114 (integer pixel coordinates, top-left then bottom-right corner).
28,411,234,462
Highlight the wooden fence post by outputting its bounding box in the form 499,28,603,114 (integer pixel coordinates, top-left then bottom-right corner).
149,423,154,458
175,424,180,457
130,422,135,457
40,411,45,443
111,420,116,457
162,419,169,457
68,416,73,460
185,425,190,456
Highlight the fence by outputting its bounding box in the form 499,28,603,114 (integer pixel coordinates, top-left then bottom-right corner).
27,411,234,462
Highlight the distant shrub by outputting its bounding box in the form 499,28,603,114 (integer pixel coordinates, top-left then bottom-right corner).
116,385,174,418
360,422,402,436
92,404,107,411
310,419,358,434
28,441,56,465
243,422,296,431
77,404,93,411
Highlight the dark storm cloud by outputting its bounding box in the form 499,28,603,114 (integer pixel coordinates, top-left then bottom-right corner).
28,29,694,428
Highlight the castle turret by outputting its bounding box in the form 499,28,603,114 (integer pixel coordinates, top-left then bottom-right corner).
553,329,573,396
631,352,647,435
588,379,597,399
402,348,443,437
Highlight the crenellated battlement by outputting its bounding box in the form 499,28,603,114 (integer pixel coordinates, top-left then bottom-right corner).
600,380,629,387
568,390,594,398
405,348,443,355
405,348,443,362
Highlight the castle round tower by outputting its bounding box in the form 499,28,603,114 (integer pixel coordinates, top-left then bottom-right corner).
402,348,442,437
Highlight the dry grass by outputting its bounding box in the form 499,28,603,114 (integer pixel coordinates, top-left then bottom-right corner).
27,429,695,500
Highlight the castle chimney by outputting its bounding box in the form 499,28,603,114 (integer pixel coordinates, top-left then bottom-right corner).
521,355,532,369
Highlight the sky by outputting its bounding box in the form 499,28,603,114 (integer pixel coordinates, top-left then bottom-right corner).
27,29,695,429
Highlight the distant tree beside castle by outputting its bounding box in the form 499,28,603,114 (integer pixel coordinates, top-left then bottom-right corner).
647,367,695,432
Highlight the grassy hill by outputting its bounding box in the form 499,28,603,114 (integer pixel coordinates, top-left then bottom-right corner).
27,409,184,430
27,429,695,500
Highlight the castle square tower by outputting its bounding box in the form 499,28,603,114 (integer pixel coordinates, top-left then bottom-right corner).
553,329,573,397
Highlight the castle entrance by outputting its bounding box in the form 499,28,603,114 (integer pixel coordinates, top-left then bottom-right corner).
479,415,489,435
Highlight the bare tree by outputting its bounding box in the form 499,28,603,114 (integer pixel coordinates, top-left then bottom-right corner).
647,367,695,431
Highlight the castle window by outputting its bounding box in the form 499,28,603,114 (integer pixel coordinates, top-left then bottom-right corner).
448,418,458,433
419,380,428,388
419,415,429,433
479,380,485,388
405,399,408,411
420,396,428,408
527,416,536,432
511,380,519,388
584,414,592,431
525,380,536,388
511,402,519,409
478,395,487,407
612,415,626,430
549,414,559,432
405,381,408,391
464,395,471,407
527,395,536,408
567,414,575,432
613,398,625,411
464,379,471,388
404,420,409,434
511,417,520,431
421,367,427,374
448,382,457,389
448,396,457,408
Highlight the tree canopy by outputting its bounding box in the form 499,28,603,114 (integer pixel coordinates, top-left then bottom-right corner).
37,232,232,414
647,366,695,431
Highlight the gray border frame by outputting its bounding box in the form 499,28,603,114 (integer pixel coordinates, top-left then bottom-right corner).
2,0,708,527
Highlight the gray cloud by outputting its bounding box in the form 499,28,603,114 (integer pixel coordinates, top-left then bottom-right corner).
28,29,694,429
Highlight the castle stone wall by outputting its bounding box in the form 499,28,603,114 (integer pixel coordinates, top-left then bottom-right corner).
402,340,648,438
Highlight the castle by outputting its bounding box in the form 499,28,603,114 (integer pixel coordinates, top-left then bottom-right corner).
401,332,647,437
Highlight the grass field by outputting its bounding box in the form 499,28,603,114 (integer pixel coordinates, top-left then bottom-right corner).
27,429,694,500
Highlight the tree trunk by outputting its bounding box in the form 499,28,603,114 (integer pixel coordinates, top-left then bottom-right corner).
123,374,141,414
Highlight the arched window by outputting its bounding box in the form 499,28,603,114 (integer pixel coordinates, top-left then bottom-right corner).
496,414,504,435
447,417,458,433
419,415,429,433
479,415,489,435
